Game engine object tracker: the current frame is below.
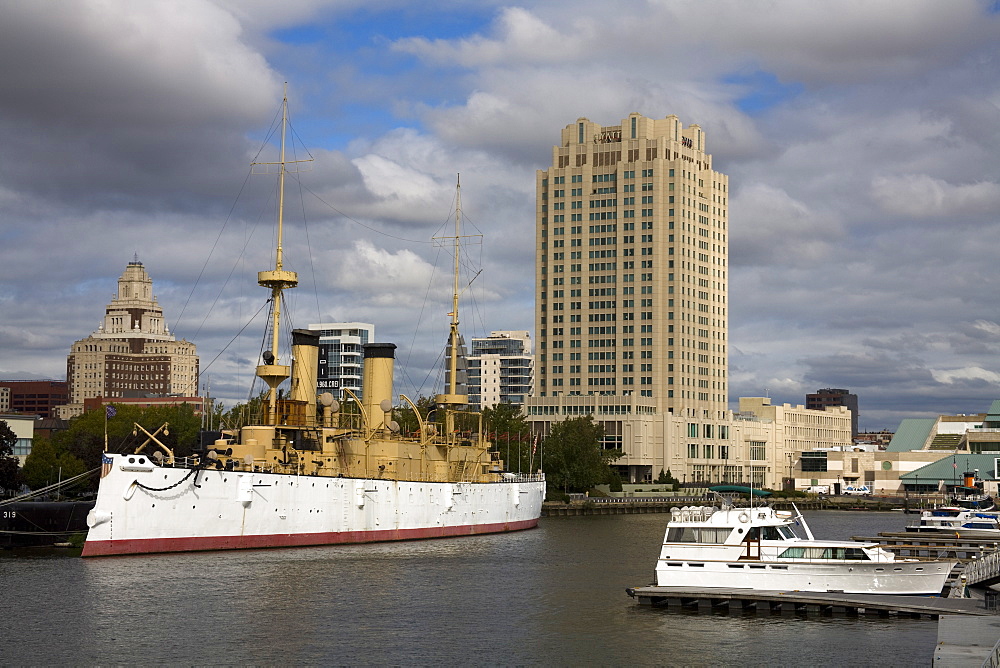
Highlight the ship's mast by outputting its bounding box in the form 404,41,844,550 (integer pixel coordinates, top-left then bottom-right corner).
254,84,307,425
435,175,469,440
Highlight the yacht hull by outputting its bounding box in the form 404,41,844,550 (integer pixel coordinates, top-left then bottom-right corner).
655,558,953,595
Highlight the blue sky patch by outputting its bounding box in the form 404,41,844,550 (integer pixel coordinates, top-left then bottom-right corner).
725,70,803,115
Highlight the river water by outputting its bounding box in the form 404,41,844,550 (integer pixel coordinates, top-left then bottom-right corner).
1,511,939,666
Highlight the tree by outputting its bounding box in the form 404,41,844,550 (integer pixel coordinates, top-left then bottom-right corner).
542,416,622,496
656,468,680,491
393,395,436,436
51,403,205,490
21,437,87,493
482,403,534,473
0,420,22,494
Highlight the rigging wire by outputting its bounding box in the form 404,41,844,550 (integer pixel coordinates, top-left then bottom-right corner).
197,299,270,379
300,183,442,245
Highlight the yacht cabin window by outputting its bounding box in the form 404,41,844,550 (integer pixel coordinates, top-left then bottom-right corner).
666,527,733,543
777,546,870,560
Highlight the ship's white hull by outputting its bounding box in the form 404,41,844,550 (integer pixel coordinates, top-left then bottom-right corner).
656,558,952,595
83,454,545,557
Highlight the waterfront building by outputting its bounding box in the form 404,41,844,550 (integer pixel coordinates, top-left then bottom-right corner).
534,113,729,414
0,380,68,419
308,322,374,401
1,413,37,464
527,114,857,487
468,331,533,409
60,260,199,419
526,395,852,489
806,388,859,438
791,400,1000,495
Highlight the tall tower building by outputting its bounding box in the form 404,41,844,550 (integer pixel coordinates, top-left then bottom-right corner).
535,114,729,417
63,260,198,416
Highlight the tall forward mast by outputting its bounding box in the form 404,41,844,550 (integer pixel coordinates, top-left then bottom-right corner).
253,84,312,425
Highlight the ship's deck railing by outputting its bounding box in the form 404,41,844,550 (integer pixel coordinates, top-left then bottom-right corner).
496,472,545,483
142,454,544,484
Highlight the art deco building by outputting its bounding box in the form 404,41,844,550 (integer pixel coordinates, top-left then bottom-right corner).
534,114,729,417
63,260,198,416
467,331,533,409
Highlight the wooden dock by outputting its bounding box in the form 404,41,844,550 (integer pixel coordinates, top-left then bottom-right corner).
853,533,999,563
626,586,994,618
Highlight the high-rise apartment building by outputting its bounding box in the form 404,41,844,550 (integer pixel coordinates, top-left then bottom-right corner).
535,114,729,417
62,260,199,418
527,115,856,486
468,331,533,409
308,322,374,401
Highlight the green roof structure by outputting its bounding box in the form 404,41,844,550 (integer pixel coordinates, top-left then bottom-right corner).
899,454,1000,484
885,418,936,452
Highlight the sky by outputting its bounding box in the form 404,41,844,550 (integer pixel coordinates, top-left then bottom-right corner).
1,0,999,432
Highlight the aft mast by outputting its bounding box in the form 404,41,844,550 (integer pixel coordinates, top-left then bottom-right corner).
435,175,470,443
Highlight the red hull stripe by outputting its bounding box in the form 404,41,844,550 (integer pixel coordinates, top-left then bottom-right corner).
81,518,539,557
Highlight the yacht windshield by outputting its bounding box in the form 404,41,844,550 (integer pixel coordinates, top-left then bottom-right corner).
778,525,798,539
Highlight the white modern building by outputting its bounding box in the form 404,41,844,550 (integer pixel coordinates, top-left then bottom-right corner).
308,322,374,401
468,331,533,409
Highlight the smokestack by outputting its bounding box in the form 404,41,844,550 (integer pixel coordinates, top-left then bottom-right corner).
362,343,396,431
291,329,320,425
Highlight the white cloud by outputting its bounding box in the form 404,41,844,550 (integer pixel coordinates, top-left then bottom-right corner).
932,367,1000,385
871,174,1000,218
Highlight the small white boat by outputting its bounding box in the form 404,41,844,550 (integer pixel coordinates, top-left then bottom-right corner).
655,501,954,595
906,507,1000,539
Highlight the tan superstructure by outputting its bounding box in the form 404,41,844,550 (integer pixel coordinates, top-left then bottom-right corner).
213,333,504,484
535,114,729,418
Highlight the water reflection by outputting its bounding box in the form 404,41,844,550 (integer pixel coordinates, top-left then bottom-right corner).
3,511,934,666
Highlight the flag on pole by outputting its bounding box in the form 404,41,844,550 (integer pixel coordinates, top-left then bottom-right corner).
106,405,117,419
532,433,539,455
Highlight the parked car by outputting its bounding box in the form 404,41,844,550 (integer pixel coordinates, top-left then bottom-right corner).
804,485,830,495
843,485,872,496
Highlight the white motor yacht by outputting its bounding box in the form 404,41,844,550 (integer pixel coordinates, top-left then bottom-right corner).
906,507,1000,539
655,501,954,595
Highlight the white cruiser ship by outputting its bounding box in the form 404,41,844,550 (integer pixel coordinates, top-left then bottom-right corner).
654,501,954,595
83,90,544,557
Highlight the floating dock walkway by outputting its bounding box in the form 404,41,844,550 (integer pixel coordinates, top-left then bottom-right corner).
626,586,993,618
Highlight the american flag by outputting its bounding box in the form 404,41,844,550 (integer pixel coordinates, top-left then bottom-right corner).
105,405,116,419
101,454,113,478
